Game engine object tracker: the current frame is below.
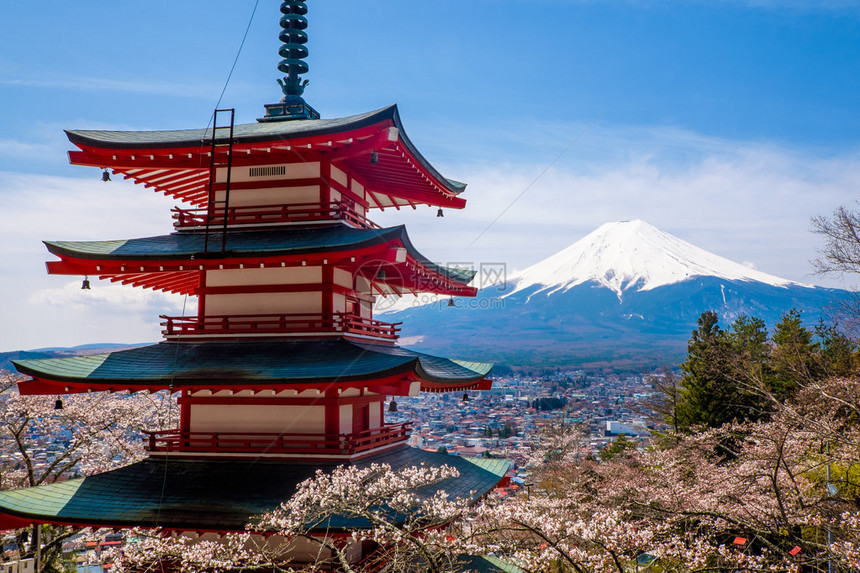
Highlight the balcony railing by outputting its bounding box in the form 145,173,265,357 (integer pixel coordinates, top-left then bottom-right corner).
172,201,379,230
160,312,401,340
143,423,412,456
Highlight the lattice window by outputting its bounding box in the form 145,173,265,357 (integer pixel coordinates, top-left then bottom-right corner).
249,165,287,177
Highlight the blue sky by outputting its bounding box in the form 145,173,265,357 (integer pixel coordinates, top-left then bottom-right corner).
1,1,860,350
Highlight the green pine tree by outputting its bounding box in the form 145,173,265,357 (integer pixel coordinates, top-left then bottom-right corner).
676,312,770,429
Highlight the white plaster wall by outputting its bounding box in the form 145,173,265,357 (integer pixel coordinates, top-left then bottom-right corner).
330,165,348,188
214,185,321,207
355,276,371,293
189,404,325,434
206,266,322,287
333,292,346,313
216,162,321,183
333,268,352,289
339,404,353,434
368,403,381,429
204,292,321,315
360,299,372,319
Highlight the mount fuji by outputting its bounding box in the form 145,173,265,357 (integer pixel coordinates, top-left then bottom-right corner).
506,220,804,300
382,220,850,370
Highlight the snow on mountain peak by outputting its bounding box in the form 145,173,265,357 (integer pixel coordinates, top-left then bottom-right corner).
507,220,804,300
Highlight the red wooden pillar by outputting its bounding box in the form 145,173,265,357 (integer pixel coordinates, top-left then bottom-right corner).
320,159,331,212
322,265,334,320
324,390,340,441
352,403,369,435
197,268,207,318
178,390,192,434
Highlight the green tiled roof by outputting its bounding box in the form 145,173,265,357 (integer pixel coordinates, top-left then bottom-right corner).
46,225,395,260
44,224,476,285
66,105,466,194
0,448,509,532
459,457,511,479
455,555,524,573
13,339,492,387
67,108,390,149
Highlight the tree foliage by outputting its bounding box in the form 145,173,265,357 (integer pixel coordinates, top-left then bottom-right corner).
812,205,860,278
598,433,637,462
475,376,860,572
108,464,477,573
0,371,177,571
673,310,858,431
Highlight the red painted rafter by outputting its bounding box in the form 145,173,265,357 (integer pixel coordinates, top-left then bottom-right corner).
16,369,490,398
47,230,474,295
16,373,490,398
16,371,421,396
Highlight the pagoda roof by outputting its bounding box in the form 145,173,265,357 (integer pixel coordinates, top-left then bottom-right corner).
44,224,476,296
0,448,509,532
66,105,467,209
13,338,493,395
457,556,524,573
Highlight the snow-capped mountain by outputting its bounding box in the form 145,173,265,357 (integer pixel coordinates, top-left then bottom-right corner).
507,220,804,300
384,220,850,370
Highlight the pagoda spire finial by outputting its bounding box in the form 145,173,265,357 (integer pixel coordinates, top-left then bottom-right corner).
259,0,320,122
278,1,310,96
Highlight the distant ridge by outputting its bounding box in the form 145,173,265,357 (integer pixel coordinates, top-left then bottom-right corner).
383,220,847,370
0,343,149,374
27,343,150,353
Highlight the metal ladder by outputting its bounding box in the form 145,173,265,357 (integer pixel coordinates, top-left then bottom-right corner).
204,108,235,254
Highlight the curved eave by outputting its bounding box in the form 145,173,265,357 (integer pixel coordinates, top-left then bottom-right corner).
417,359,494,392
12,339,492,395
67,105,466,209
43,225,477,296
0,451,509,533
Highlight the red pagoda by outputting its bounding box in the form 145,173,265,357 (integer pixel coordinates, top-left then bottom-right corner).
0,1,508,565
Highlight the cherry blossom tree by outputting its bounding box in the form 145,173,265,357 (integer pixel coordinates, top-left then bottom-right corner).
107,463,478,573
469,376,860,573
0,370,177,571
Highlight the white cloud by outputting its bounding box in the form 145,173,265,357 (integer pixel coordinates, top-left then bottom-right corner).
29,280,190,314
0,76,219,100
0,139,58,161
0,171,184,350
0,171,177,242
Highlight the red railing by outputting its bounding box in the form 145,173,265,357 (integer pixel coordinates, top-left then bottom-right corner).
171,201,379,230
143,423,412,456
160,312,401,340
